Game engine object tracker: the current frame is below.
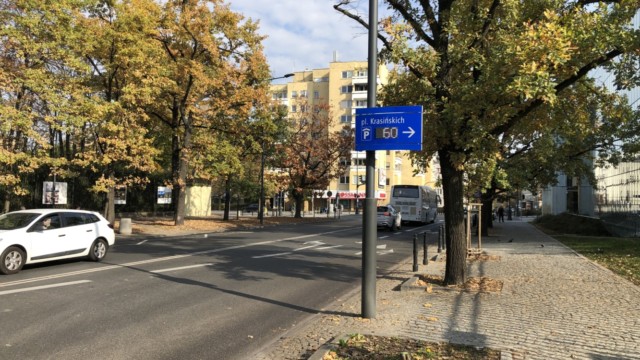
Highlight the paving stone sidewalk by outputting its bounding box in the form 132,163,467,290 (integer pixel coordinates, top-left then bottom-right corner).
255,218,640,360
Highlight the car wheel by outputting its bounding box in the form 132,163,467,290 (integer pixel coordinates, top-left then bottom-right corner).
88,239,108,262
1,246,26,275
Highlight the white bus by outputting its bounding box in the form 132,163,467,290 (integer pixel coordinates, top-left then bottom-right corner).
390,185,439,224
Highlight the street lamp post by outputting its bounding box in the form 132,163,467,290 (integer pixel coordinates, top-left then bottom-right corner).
258,73,294,225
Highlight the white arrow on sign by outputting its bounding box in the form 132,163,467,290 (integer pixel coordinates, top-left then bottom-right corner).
402,127,415,138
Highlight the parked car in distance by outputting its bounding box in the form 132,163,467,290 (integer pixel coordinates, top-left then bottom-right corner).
244,203,259,213
0,209,115,275
377,204,402,231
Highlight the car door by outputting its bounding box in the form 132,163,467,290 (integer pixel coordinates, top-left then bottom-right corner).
61,212,96,254
28,213,70,260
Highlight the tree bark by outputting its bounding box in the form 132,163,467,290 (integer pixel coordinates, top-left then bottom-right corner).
440,150,467,286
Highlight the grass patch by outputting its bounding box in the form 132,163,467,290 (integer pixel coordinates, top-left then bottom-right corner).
533,213,611,236
534,213,640,286
554,235,640,286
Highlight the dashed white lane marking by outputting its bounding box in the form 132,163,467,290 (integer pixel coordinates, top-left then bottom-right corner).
136,240,148,245
252,240,325,259
0,280,92,296
0,227,354,289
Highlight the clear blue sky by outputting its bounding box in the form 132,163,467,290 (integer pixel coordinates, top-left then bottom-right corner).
228,0,373,81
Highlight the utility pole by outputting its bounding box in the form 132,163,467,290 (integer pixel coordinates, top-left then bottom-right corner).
362,0,378,319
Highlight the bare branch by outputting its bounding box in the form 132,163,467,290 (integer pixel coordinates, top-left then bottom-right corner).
387,0,436,48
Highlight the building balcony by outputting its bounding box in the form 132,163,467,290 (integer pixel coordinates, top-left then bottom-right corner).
352,91,367,101
352,75,368,85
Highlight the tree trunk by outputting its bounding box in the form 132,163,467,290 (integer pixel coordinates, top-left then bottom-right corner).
172,126,191,226
480,188,496,236
105,185,116,224
440,150,467,286
223,177,231,221
294,191,303,218
3,194,10,213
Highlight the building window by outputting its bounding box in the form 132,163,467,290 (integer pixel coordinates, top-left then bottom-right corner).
341,71,353,79
354,100,367,108
340,115,352,123
340,85,353,93
272,91,287,100
340,158,351,166
314,91,319,99
339,176,350,184
354,84,367,92
300,90,308,98
291,105,297,112
355,70,367,77
353,175,365,184
291,90,297,98
353,158,366,166
340,100,352,109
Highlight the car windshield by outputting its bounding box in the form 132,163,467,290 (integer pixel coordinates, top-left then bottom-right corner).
0,212,40,230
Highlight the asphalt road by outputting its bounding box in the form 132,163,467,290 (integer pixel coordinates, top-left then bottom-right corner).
0,215,443,360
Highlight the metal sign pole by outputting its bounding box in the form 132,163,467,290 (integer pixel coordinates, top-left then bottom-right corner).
362,0,378,319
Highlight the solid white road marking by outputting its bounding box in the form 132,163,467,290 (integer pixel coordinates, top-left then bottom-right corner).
136,240,148,245
151,263,213,273
0,280,92,296
252,252,292,259
316,245,343,250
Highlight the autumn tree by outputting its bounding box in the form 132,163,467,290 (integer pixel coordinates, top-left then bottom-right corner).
0,0,97,211
188,103,288,220
336,0,640,284
467,81,640,234
147,0,271,225
0,0,162,218
77,0,162,222
275,100,353,218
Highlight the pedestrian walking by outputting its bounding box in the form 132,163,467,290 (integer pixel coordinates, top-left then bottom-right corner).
497,206,505,222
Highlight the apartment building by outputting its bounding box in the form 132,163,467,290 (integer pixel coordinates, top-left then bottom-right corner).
270,61,435,212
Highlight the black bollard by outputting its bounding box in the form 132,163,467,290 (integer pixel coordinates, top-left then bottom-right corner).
423,232,428,265
413,234,419,272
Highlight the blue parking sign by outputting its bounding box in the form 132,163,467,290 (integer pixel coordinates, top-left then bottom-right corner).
355,106,423,151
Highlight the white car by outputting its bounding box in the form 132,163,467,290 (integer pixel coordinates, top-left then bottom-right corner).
0,209,115,275
377,204,402,231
